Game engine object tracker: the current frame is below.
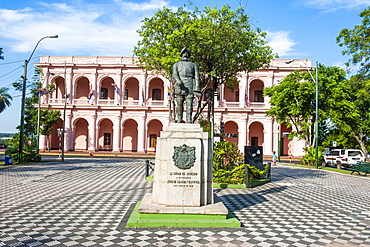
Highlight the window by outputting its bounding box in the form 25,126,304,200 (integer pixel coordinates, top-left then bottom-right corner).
254,90,263,102
149,134,157,148
100,88,108,99
236,91,239,102
348,151,363,157
124,89,128,100
104,133,111,146
152,89,161,100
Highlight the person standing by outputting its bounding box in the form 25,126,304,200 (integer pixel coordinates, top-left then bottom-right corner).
272,151,277,166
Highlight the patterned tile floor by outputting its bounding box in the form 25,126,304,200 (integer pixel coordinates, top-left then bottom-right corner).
1,158,370,246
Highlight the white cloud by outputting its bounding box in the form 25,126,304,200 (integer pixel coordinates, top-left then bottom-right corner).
266,31,298,57
332,61,346,68
0,0,171,57
115,0,170,11
301,0,370,11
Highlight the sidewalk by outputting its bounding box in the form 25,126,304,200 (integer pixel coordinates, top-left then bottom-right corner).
1,158,369,246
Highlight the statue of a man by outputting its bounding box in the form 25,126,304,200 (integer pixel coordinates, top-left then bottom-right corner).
172,48,201,123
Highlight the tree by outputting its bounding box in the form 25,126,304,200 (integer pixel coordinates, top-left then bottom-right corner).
327,75,370,158
13,67,59,150
264,64,348,148
0,87,12,113
336,6,370,157
337,6,370,78
133,4,275,121
264,70,316,147
32,109,60,151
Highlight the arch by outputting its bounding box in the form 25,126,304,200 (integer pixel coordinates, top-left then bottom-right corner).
147,119,163,151
99,77,115,100
75,76,91,99
54,76,65,99
98,118,113,151
280,123,293,156
148,78,164,101
50,118,63,150
122,119,138,152
249,79,264,102
249,121,264,146
224,83,239,102
124,77,140,104
74,118,89,150
224,120,238,145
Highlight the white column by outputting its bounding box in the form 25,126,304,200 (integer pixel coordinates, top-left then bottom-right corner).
220,84,225,107
113,72,121,105
273,122,280,155
64,112,72,151
238,117,247,152
39,135,47,152
240,75,247,108
263,118,273,155
113,115,121,152
88,115,97,151
92,72,98,105
66,68,73,105
137,115,146,152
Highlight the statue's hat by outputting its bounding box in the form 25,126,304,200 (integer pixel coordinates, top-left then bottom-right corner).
180,47,191,56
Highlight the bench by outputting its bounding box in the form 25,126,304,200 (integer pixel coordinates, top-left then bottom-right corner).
348,161,370,176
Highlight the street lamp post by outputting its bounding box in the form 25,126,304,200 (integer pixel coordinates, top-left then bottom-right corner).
18,35,58,163
286,59,319,168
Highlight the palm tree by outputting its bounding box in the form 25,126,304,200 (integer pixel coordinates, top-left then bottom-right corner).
0,87,12,113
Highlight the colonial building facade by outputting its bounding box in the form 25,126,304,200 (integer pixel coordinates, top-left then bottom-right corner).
36,56,310,156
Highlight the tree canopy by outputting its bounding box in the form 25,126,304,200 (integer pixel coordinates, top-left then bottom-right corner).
335,6,370,156
337,6,370,78
0,87,12,113
133,4,276,112
264,64,348,148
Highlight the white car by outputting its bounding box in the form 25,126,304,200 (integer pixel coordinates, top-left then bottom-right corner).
324,149,365,169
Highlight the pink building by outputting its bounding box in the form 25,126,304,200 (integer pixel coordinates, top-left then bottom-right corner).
36,56,310,157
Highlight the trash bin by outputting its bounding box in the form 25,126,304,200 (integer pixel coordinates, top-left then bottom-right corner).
5,157,12,165
4,149,12,165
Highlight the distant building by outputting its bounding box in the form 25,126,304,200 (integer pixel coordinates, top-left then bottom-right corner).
36,56,311,156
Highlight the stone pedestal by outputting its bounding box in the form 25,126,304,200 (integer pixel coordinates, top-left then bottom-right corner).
130,123,240,227
139,123,223,213
153,123,213,207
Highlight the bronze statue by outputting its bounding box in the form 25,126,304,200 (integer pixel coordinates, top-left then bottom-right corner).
172,48,201,123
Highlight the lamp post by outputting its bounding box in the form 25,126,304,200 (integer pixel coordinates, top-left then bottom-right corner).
18,35,58,163
286,59,319,168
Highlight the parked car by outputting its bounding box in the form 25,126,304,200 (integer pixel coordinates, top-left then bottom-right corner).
324,149,365,169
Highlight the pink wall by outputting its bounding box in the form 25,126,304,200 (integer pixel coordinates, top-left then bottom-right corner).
122,119,138,151
249,122,264,146
74,118,88,150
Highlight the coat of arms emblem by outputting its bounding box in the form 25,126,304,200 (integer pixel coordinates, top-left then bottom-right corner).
172,144,196,170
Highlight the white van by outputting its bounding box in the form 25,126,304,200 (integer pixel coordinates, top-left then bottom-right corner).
324,149,365,169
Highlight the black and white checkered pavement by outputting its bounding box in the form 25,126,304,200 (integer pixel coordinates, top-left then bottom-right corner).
1,159,370,246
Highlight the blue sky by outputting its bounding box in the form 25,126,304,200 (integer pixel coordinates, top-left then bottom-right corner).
0,0,369,133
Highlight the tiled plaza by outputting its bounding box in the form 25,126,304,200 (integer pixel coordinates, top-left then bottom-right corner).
1,158,370,246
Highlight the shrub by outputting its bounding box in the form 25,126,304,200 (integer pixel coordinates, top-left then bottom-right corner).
301,146,325,166
213,141,244,184
213,164,246,184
